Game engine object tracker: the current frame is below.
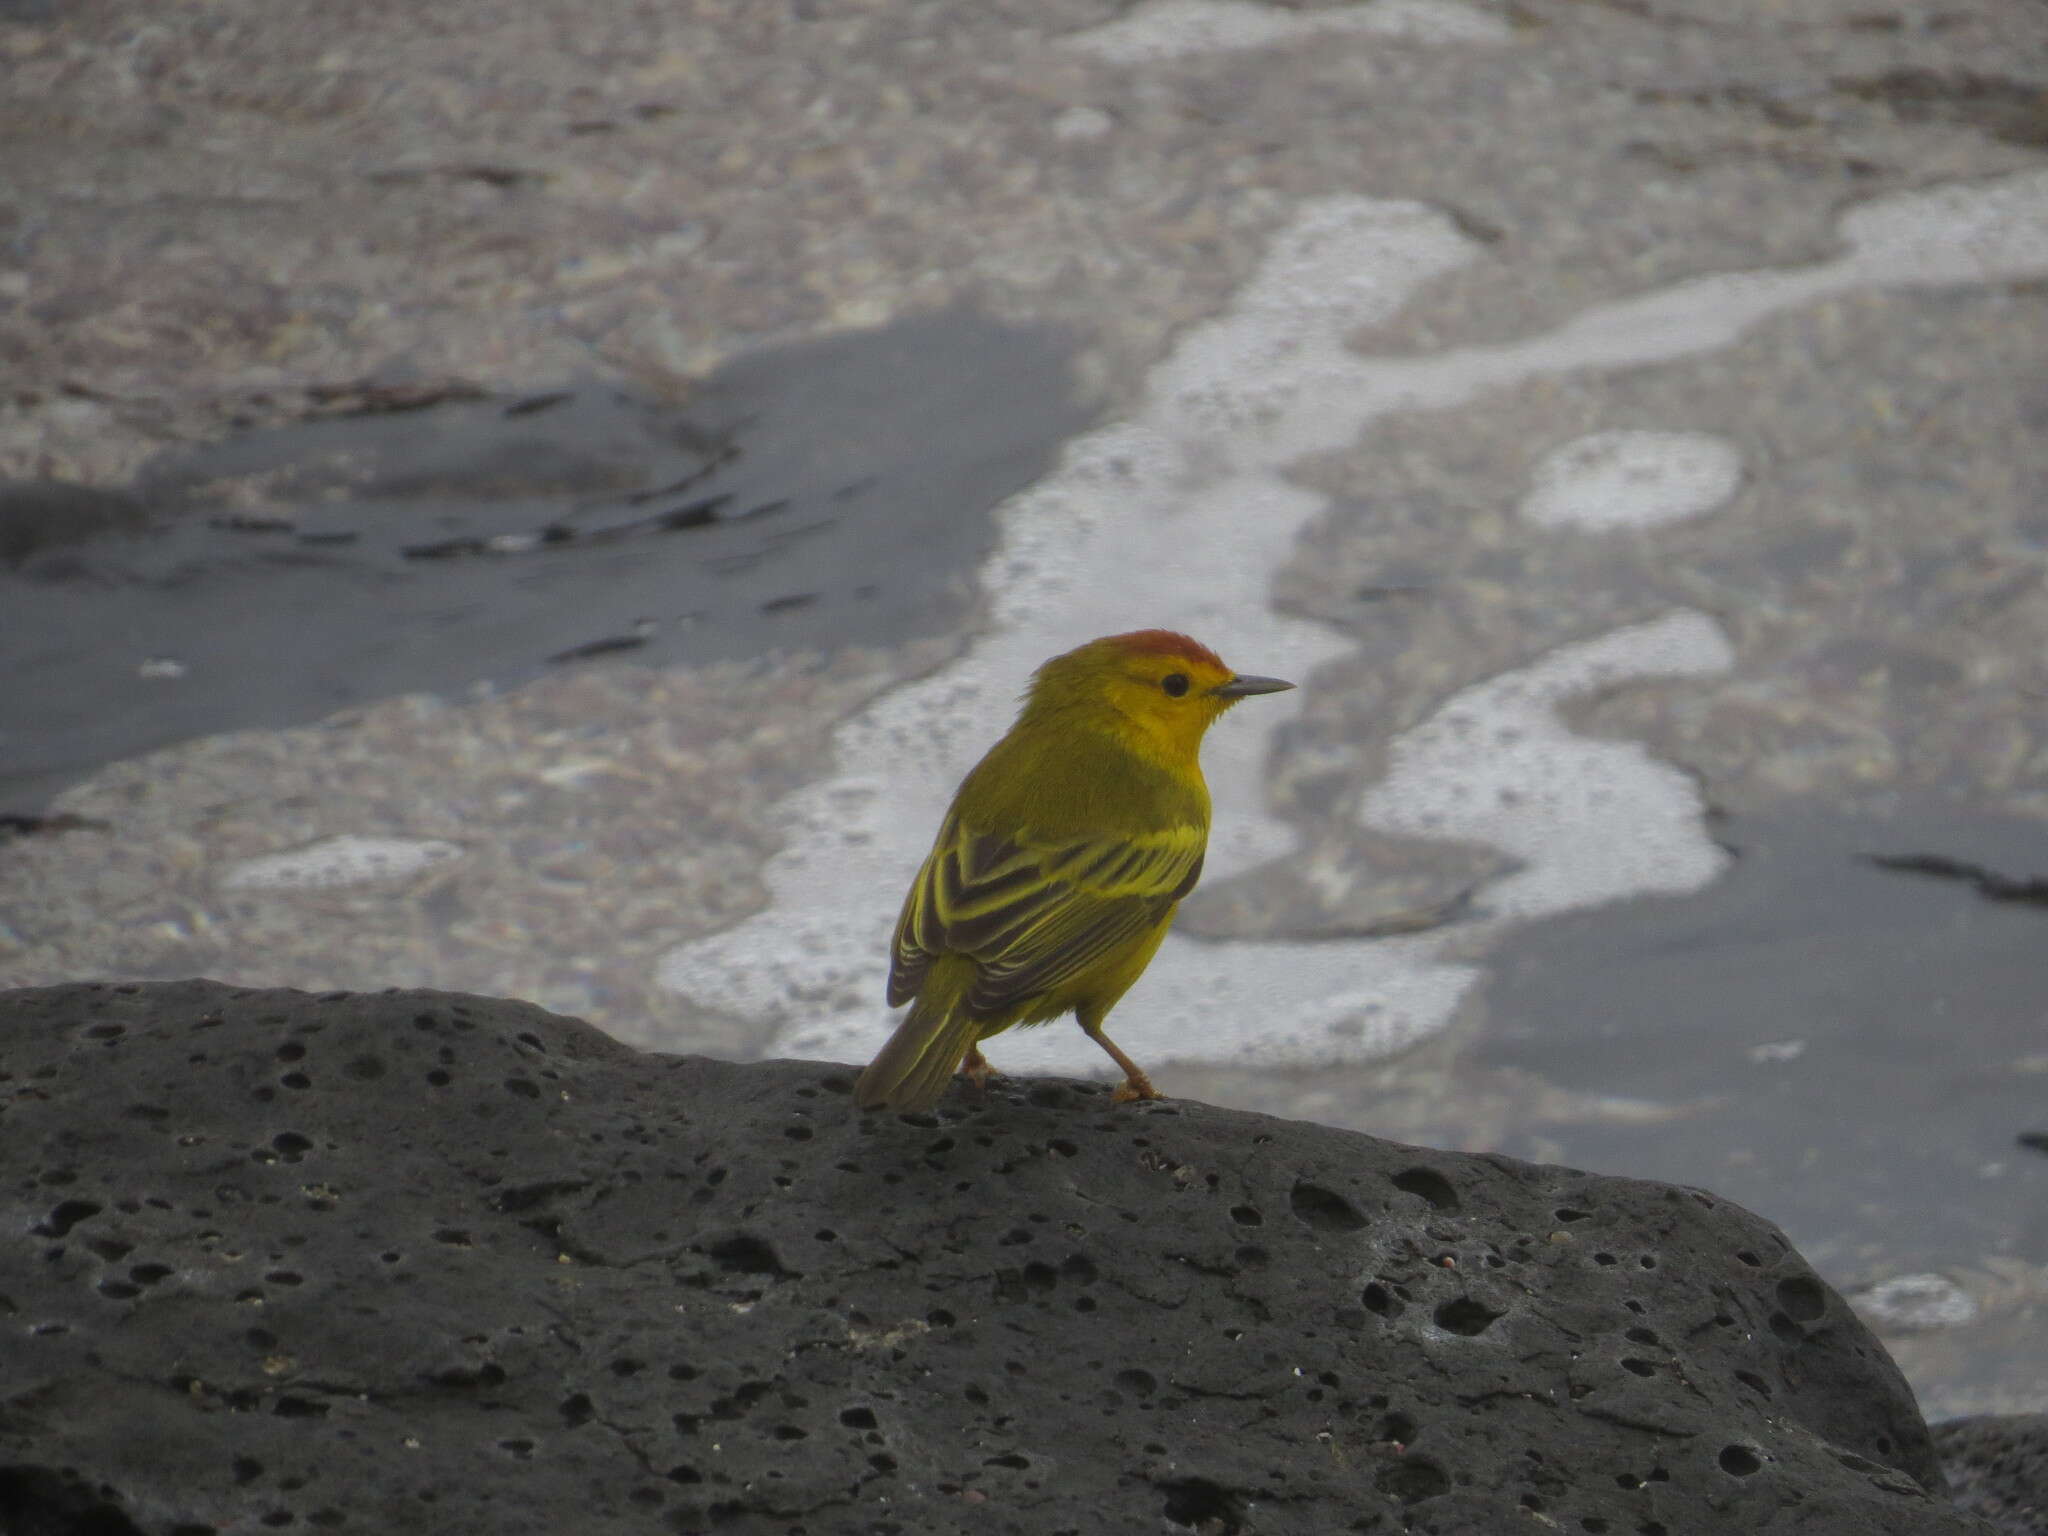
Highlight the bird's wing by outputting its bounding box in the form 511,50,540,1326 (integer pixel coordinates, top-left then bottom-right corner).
888,810,1206,1015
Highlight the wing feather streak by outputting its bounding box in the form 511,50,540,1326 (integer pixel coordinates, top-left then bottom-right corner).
888,810,1208,1018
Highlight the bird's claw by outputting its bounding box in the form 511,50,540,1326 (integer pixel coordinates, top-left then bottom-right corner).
959,1047,1005,1096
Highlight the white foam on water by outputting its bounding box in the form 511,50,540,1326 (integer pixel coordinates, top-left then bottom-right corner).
1061,0,1510,64
220,834,464,891
1353,171,2048,417
1519,430,1745,532
1360,612,1736,921
1851,1274,1981,1333
654,169,2048,1079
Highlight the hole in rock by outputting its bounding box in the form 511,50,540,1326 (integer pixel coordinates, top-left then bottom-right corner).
1230,1206,1263,1226
1718,1445,1762,1477
1290,1181,1367,1232
839,1407,877,1429
1433,1297,1502,1336
707,1234,787,1275
1774,1275,1826,1322
35,1199,102,1237
1375,1458,1450,1504
1392,1167,1460,1211
1159,1478,1245,1531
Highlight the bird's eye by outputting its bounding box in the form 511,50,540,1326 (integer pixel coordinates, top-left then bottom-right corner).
1161,672,1190,698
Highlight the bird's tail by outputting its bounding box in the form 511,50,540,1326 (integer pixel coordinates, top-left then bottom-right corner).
854,959,980,1112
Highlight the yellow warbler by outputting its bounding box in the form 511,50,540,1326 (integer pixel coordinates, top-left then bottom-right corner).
854,630,1294,1111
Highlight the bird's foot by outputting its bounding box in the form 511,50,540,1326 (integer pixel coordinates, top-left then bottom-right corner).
1110,1073,1163,1105
960,1046,1005,1096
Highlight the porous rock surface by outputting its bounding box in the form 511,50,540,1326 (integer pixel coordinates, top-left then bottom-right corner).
1936,1415,2048,1535
0,980,1997,1535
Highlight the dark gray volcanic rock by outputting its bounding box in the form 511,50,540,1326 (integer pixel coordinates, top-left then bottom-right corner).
0,980,1997,1535
1937,1415,2048,1535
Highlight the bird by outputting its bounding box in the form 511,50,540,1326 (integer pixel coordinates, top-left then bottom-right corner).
853,630,1294,1112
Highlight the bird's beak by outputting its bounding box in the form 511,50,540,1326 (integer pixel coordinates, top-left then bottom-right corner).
1210,673,1295,698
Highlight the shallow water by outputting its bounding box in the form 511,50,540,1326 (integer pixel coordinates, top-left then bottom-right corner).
1,312,1089,815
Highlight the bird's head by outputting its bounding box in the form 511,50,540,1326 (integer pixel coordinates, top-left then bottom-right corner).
1024,629,1295,759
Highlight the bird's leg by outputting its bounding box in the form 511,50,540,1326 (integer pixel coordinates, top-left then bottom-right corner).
958,1044,1002,1095
1079,1015,1163,1104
